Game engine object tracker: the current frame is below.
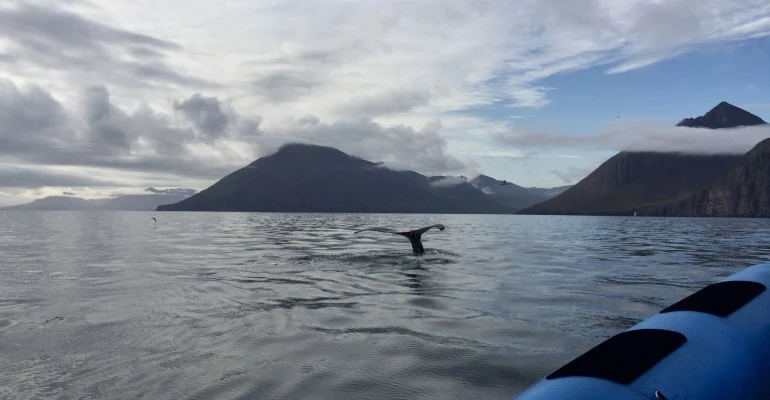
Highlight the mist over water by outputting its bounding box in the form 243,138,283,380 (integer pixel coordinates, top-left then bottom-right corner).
2,212,770,399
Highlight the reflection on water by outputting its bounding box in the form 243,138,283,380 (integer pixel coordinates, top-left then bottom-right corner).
1,212,769,399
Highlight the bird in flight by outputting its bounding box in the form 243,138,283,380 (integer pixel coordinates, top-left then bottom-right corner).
354,224,445,255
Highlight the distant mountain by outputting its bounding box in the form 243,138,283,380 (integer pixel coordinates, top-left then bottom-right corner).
2,188,196,211
646,138,770,217
469,175,549,211
520,101,765,216
88,198,111,207
157,143,514,213
98,193,192,211
676,101,766,129
525,185,572,200
1,196,95,211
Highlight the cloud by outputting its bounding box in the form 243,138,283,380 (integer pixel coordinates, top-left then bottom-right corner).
429,176,466,187
608,4,770,73
548,166,592,184
1,0,769,199
480,187,494,195
145,187,197,196
173,94,230,142
2,0,768,116
0,80,466,189
496,121,770,154
0,165,117,188
0,80,244,181
259,117,467,175
82,85,132,153
252,70,324,103
0,2,215,91
0,78,77,155
337,89,432,117
62,191,75,196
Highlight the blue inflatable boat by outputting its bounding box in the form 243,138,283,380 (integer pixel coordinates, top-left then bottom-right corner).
512,263,770,400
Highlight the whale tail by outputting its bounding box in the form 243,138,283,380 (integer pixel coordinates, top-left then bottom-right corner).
355,224,445,256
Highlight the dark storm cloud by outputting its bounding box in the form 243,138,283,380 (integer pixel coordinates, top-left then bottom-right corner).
0,3,217,89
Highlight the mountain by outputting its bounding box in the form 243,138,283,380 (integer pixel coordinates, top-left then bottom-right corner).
469,175,550,211
676,101,766,129
1,196,95,211
157,143,515,213
520,101,764,216
88,198,112,207
519,152,743,215
2,188,197,211
646,138,770,217
98,193,192,211
525,185,572,200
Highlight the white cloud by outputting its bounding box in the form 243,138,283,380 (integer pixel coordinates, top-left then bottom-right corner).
3,0,769,116
0,0,769,201
0,79,466,197
429,176,466,187
496,121,770,154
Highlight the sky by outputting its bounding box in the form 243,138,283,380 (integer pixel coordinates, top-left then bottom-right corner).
0,0,769,206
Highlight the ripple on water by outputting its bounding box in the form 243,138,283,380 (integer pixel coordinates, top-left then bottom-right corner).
2,212,770,399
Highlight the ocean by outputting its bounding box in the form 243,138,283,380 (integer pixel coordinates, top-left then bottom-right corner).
1,211,769,399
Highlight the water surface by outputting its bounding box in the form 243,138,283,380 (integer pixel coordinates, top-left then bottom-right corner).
1,212,769,399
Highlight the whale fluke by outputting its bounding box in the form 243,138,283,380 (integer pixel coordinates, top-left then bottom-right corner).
355,224,445,255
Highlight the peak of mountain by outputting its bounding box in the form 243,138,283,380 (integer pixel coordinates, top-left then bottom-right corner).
157,143,514,213
264,143,372,167
676,101,766,129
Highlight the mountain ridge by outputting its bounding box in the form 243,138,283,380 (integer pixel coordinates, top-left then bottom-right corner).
2,188,197,211
642,138,770,217
158,143,517,213
469,174,559,211
520,101,766,216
